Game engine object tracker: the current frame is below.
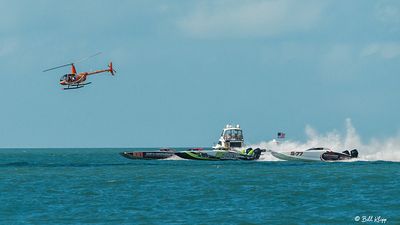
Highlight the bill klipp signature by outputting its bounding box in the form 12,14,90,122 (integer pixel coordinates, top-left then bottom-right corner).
354,215,387,224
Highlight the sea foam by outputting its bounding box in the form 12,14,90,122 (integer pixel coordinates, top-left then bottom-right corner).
251,118,400,162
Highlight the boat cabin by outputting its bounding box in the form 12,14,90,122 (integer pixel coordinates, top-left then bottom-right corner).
213,124,244,150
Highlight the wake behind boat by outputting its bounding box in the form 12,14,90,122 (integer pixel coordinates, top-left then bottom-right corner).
269,147,359,162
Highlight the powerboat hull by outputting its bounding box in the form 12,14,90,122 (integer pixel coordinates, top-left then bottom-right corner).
120,124,249,161
175,148,265,161
120,149,175,160
269,148,358,162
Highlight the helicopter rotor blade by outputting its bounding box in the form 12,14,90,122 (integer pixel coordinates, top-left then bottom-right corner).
75,52,102,64
42,52,102,73
43,63,73,72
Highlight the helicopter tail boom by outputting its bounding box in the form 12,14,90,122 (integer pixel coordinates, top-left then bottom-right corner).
84,62,116,76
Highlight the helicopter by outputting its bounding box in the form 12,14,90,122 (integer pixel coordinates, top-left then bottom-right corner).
43,52,116,90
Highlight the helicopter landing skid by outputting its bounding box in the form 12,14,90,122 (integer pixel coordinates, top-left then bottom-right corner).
62,82,92,90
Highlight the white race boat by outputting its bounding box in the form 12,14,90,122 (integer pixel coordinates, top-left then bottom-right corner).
269,147,359,162
213,124,244,150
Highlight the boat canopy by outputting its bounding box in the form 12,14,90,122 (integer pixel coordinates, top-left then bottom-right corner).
223,129,243,141
213,124,244,150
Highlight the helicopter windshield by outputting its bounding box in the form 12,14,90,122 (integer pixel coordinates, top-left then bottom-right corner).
60,74,75,82
60,74,68,81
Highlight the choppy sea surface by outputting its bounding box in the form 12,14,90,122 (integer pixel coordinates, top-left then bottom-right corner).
1,148,399,225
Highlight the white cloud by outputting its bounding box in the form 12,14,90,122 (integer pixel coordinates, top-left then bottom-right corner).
177,0,327,38
361,42,400,59
317,42,400,80
319,44,358,79
0,39,18,57
375,2,400,24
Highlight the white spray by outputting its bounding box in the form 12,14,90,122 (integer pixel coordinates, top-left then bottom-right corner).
250,118,400,162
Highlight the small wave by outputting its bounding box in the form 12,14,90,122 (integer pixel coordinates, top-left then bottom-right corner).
161,155,186,160
0,162,30,167
106,180,118,183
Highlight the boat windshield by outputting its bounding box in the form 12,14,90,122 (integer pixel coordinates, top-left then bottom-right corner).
223,129,243,140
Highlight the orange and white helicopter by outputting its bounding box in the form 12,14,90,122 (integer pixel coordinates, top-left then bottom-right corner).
43,52,116,90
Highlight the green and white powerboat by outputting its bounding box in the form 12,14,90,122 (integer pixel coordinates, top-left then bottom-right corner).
120,124,266,161
175,124,266,160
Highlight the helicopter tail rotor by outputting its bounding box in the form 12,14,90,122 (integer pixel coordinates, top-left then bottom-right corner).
108,62,116,75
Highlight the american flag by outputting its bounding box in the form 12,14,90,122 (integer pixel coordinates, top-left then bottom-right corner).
277,132,286,139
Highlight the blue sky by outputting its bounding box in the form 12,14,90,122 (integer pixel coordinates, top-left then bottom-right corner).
1,0,400,147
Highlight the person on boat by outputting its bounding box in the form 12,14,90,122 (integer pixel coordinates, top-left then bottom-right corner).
241,148,254,156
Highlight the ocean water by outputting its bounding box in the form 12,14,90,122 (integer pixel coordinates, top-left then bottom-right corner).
1,148,399,225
